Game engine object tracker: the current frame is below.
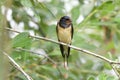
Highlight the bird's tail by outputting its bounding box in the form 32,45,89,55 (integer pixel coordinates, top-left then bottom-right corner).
64,55,69,70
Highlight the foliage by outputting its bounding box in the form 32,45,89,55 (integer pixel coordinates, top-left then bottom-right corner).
1,0,120,80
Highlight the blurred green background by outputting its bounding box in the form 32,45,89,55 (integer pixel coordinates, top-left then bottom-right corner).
1,0,120,80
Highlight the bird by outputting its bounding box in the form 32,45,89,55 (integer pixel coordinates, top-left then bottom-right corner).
56,16,74,69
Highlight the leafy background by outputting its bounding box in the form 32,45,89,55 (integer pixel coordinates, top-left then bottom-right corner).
1,0,120,80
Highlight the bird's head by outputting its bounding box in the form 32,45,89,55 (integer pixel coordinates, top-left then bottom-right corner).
59,16,72,28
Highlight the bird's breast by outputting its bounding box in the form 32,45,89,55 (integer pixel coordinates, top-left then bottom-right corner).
57,25,72,44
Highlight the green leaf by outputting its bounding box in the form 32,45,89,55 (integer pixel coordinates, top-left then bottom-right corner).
105,41,115,51
116,67,120,75
98,73,107,80
107,76,116,80
113,17,120,23
99,1,114,15
12,32,31,48
71,6,80,23
20,0,32,7
87,76,95,80
104,62,112,70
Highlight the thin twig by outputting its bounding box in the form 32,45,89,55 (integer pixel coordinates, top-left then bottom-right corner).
14,47,64,80
15,47,57,65
2,51,33,80
111,64,120,79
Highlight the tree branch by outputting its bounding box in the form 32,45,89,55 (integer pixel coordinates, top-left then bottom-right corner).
5,27,120,78
2,51,33,80
15,47,66,80
15,47,57,65
5,27,119,64
111,64,120,79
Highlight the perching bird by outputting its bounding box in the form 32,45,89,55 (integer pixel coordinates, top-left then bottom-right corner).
56,16,74,69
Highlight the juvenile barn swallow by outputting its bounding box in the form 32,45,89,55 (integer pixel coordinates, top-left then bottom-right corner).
56,16,74,69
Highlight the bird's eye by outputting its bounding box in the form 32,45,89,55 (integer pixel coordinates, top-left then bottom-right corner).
66,19,69,20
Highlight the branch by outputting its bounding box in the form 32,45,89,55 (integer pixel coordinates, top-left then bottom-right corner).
14,47,65,80
2,51,33,80
15,47,57,65
5,28,120,78
111,64,120,79
5,28,119,64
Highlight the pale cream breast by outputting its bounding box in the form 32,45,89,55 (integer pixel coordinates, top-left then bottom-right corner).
57,25,72,44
